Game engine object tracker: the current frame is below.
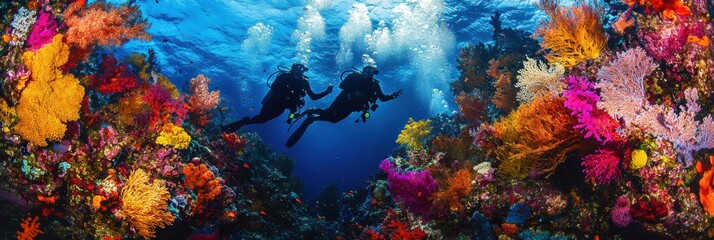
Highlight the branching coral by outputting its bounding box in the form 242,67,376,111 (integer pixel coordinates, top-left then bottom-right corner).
581,148,621,185
492,96,582,179
534,0,608,68
63,1,151,48
16,216,42,240
155,123,191,150
515,58,565,104
379,159,438,217
16,34,85,147
120,169,175,239
188,74,220,126
183,161,222,213
396,118,432,151
432,169,473,214
90,54,138,95
563,75,620,143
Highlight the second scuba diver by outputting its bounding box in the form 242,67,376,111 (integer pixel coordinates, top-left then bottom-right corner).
222,63,334,133
285,65,402,147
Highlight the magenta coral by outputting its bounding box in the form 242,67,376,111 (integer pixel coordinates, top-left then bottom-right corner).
581,148,621,185
142,85,187,127
90,54,137,95
379,159,438,217
611,195,632,227
563,75,620,143
27,10,58,51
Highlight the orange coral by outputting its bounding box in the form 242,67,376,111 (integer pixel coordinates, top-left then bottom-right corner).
687,35,710,47
183,162,222,210
222,132,247,152
489,59,518,113
699,156,714,216
16,216,42,240
16,34,85,147
120,169,175,239
534,0,608,67
63,1,151,48
432,169,474,214
649,0,691,20
492,96,584,179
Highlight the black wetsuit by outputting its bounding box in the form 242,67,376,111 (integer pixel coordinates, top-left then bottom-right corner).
222,72,331,133
285,72,400,147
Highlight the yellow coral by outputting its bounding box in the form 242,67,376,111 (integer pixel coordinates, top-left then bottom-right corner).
155,123,191,149
534,0,607,68
120,169,175,240
396,118,432,151
0,98,16,128
631,149,648,169
16,34,85,147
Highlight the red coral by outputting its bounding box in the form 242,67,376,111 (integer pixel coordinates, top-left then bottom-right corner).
455,91,488,125
386,219,426,240
90,54,137,95
630,198,669,222
221,132,247,152
648,0,691,19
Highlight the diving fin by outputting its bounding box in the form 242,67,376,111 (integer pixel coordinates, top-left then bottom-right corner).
286,118,312,148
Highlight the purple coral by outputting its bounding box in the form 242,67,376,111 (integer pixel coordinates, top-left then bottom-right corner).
563,75,619,143
379,158,438,217
581,148,621,185
27,10,58,50
611,195,632,227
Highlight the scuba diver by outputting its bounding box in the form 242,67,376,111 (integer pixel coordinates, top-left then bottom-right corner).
222,63,333,133
285,65,402,147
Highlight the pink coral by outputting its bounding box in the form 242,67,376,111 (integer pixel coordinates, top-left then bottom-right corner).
142,84,187,127
379,159,438,217
611,195,632,227
581,148,621,185
563,75,620,143
27,10,57,50
189,74,220,114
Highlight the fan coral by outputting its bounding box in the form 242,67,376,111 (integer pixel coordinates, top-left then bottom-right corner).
27,10,58,50
183,162,222,212
581,148,621,185
16,34,85,147
155,123,191,150
379,159,438,217
492,96,582,179
596,47,656,128
515,58,565,104
396,118,432,151
63,1,151,48
16,216,42,240
534,0,608,67
120,169,175,239
563,75,620,143
90,54,138,95
432,169,473,214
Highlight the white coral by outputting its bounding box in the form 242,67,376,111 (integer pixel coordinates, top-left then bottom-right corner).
515,58,565,104
10,7,37,46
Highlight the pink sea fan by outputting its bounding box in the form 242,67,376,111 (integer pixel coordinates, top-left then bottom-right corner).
596,47,657,129
27,10,57,50
189,74,220,114
581,148,621,185
563,75,620,143
379,158,438,217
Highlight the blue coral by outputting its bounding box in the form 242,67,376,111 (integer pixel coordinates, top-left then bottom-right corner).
505,203,530,225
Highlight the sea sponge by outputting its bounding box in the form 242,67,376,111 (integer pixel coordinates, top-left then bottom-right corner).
631,149,648,170
16,34,85,147
396,118,432,151
120,169,175,239
155,123,191,150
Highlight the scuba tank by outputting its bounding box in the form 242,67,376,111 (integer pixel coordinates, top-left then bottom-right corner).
341,66,380,123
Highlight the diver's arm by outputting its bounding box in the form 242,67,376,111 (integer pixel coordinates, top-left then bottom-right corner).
375,82,402,102
306,81,333,100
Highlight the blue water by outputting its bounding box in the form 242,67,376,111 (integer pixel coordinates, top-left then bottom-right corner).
115,0,558,200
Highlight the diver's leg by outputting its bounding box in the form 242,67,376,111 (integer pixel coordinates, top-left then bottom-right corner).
285,116,315,148
222,103,285,132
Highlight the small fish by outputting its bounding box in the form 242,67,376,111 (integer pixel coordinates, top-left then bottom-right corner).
417,191,422,198
260,210,267,215
295,198,303,204
243,163,250,169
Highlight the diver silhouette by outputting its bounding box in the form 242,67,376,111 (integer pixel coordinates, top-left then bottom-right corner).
285,65,402,147
222,63,333,133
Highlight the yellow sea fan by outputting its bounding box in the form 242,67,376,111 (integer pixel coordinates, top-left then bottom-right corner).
16,34,85,146
155,123,191,149
396,118,432,151
534,0,607,68
120,169,175,239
